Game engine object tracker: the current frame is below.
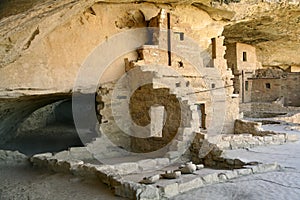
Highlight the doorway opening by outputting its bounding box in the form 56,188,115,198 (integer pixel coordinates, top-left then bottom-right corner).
196,103,206,130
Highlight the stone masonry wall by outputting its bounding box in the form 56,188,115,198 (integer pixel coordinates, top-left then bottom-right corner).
234,119,276,136
93,7,239,158
250,69,300,106
129,84,182,153
241,102,300,118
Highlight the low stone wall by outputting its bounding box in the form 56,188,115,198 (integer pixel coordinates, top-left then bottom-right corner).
45,147,172,174
234,119,276,136
29,152,282,200
187,132,298,169
216,133,299,150
0,150,28,164
159,163,281,199
276,112,300,124
240,102,300,118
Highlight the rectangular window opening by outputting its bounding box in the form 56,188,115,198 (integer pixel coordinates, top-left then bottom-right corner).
243,52,247,62
212,38,216,59
266,83,271,89
179,32,184,41
245,81,249,91
174,32,184,41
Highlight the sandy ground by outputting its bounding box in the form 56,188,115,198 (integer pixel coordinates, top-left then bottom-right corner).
0,163,124,200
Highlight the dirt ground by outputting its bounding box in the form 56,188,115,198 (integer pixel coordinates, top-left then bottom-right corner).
0,162,124,200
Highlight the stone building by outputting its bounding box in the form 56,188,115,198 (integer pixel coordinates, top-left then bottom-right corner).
250,68,300,107
225,42,261,103
226,42,300,107
93,9,239,158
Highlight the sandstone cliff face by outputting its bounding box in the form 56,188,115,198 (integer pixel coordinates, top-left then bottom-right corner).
217,0,300,67
0,0,299,148
0,1,226,146
1,0,299,94
0,0,222,94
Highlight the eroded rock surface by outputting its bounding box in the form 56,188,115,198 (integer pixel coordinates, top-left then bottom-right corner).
218,0,300,67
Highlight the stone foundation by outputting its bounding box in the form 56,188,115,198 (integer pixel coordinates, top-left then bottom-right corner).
30,151,282,200
240,102,300,118
215,133,299,150
234,119,276,136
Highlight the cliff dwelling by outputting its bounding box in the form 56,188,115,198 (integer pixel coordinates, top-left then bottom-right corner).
0,0,300,200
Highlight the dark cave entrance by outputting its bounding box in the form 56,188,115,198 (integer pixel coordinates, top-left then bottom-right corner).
1,96,85,156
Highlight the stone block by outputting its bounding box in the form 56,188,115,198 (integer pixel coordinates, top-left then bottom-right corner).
72,163,99,178
263,136,273,144
286,134,299,142
278,134,286,142
109,175,123,188
222,135,233,141
138,159,157,171
114,162,139,175
53,150,71,160
178,177,204,193
216,141,230,150
217,173,228,181
202,173,219,184
139,185,160,200
252,163,281,174
230,140,248,149
162,183,179,198
140,174,160,184
68,160,84,175
155,158,169,167
69,147,94,161
115,181,142,199
236,168,253,176
224,170,239,180
95,171,114,185
53,160,71,173
0,150,28,164
31,152,53,159
196,164,204,170
46,158,58,169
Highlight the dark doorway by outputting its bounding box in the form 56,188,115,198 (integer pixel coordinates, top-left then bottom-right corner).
196,103,206,130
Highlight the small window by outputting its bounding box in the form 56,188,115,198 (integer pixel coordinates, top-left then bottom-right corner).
174,32,184,41
178,61,183,68
179,32,184,41
245,81,249,91
243,52,247,62
212,38,216,59
266,83,271,89
176,82,181,87
211,83,216,89
186,81,190,87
